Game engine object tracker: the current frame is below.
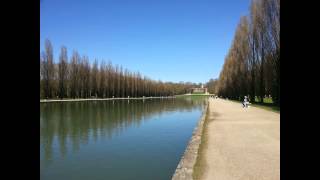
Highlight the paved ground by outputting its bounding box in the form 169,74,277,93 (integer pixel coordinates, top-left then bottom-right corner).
201,98,280,180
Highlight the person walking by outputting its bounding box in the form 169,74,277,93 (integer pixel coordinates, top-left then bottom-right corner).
243,96,249,108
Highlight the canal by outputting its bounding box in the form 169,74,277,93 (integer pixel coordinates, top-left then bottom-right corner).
40,97,207,180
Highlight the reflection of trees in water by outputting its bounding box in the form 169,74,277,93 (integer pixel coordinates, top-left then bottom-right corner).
40,98,207,163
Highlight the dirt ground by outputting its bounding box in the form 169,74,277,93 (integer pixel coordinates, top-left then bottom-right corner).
200,98,280,180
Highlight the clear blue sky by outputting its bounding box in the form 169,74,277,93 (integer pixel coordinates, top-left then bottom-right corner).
40,0,251,84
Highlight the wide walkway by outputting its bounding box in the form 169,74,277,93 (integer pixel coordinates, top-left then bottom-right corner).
202,98,280,180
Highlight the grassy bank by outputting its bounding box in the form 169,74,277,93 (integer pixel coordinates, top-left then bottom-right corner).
193,104,211,180
229,98,280,113
250,103,280,113
176,94,213,97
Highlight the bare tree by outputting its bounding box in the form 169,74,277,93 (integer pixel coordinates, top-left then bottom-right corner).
42,39,54,99
41,40,197,99
69,51,80,98
215,0,279,105
90,60,99,98
99,60,106,98
58,46,68,99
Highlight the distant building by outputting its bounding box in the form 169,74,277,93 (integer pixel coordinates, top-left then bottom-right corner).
190,84,208,94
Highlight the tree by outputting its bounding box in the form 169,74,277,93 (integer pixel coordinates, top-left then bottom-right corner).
99,60,106,98
41,39,54,99
91,59,99,97
70,51,80,98
215,0,279,105
80,56,90,98
58,46,68,99
41,40,197,99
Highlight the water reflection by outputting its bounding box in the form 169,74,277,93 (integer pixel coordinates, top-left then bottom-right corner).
40,98,207,164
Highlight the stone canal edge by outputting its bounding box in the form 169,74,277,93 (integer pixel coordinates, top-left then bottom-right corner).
171,100,209,180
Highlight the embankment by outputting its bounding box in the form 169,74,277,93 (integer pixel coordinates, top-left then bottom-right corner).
40,96,175,103
171,100,209,180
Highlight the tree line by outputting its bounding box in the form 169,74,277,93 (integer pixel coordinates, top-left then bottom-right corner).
214,0,279,105
205,78,218,94
40,39,198,99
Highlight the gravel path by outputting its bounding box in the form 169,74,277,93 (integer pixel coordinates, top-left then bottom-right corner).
201,98,280,180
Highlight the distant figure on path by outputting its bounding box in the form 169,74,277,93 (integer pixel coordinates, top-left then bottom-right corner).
243,96,249,108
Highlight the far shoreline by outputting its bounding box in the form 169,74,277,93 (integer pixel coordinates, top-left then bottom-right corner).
40,96,176,103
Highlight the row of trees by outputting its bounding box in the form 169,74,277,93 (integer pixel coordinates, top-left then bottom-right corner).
215,0,279,105
205,78,218,94
40,39,197,99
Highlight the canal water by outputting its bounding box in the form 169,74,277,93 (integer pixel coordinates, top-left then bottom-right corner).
40,97,207,180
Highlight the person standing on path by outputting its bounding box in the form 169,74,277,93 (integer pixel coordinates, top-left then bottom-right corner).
243,96,249,108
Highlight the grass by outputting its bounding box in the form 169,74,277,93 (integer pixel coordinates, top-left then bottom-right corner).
254,97,273,104
192,92,207,94
229,98,280,113
189,94,211,96
193,105,211,180
176,94,212,97
250,103,280,113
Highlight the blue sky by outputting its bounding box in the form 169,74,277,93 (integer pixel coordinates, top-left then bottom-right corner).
40,0,251,84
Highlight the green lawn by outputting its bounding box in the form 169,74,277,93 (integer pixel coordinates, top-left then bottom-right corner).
254,97,273,103
230,98,279,113
250,103,280,113
193,106,210,180
191,92,207,94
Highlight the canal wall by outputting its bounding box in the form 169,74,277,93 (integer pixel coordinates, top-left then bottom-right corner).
40,96,175,103
171,100,209,180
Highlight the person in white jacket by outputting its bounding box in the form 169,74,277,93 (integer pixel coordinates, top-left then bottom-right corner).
242,96,249,108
